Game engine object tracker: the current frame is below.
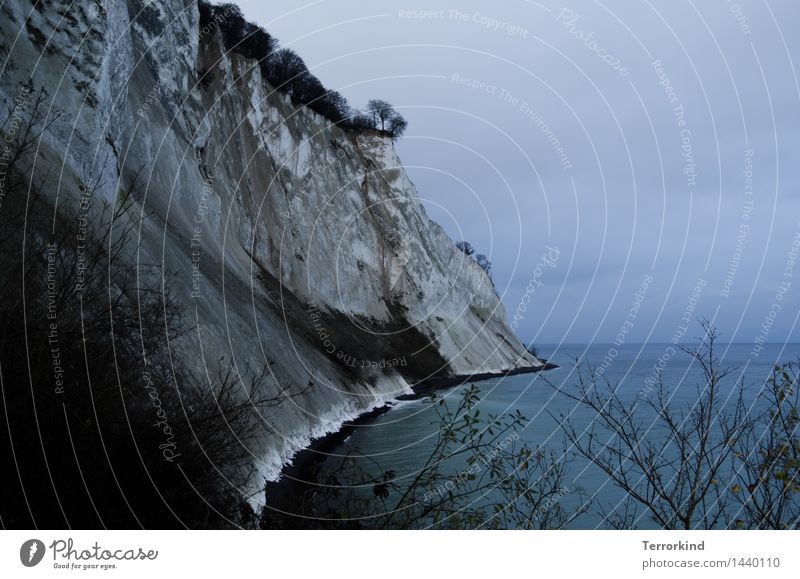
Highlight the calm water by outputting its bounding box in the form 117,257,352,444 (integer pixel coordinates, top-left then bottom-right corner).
323,342,799,528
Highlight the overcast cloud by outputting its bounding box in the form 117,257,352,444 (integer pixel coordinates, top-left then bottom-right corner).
234,0,800,345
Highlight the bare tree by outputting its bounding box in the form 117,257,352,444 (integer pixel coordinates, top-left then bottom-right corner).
347,111,374,131
203,2,278,62
266,48,309,99
0,88,311,528
546,321,753,529
729,363,800,529
200,1,409,137
364,99,407,139
262,384,579,529
387,113,408,139
455,241,475,256
366,99,393,131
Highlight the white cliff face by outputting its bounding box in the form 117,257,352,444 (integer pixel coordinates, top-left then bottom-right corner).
0,0,539,484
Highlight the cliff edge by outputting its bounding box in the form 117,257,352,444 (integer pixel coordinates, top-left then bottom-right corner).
0,0,540,487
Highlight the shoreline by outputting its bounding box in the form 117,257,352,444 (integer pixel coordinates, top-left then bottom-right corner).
261,361,558,520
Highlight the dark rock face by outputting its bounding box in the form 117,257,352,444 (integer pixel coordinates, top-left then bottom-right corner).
0,0,539,487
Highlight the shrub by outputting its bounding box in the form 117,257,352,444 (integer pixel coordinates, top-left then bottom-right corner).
198,1,406,137
455,241,475,256
0,89,303,528
261,384,577,529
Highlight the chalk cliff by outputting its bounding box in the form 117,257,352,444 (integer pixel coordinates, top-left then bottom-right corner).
0,0,540,486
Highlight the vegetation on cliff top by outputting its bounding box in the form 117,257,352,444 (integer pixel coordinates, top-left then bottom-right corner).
198,1,407,138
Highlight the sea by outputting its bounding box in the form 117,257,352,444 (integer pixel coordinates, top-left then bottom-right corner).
320,342,799,529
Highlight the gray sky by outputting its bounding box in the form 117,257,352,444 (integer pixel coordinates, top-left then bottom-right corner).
234,0,800,345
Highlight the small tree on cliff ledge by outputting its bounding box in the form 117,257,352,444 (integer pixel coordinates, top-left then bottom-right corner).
455,241,475,256
387,114,408,139
366,99,407,139
367,99,392,130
